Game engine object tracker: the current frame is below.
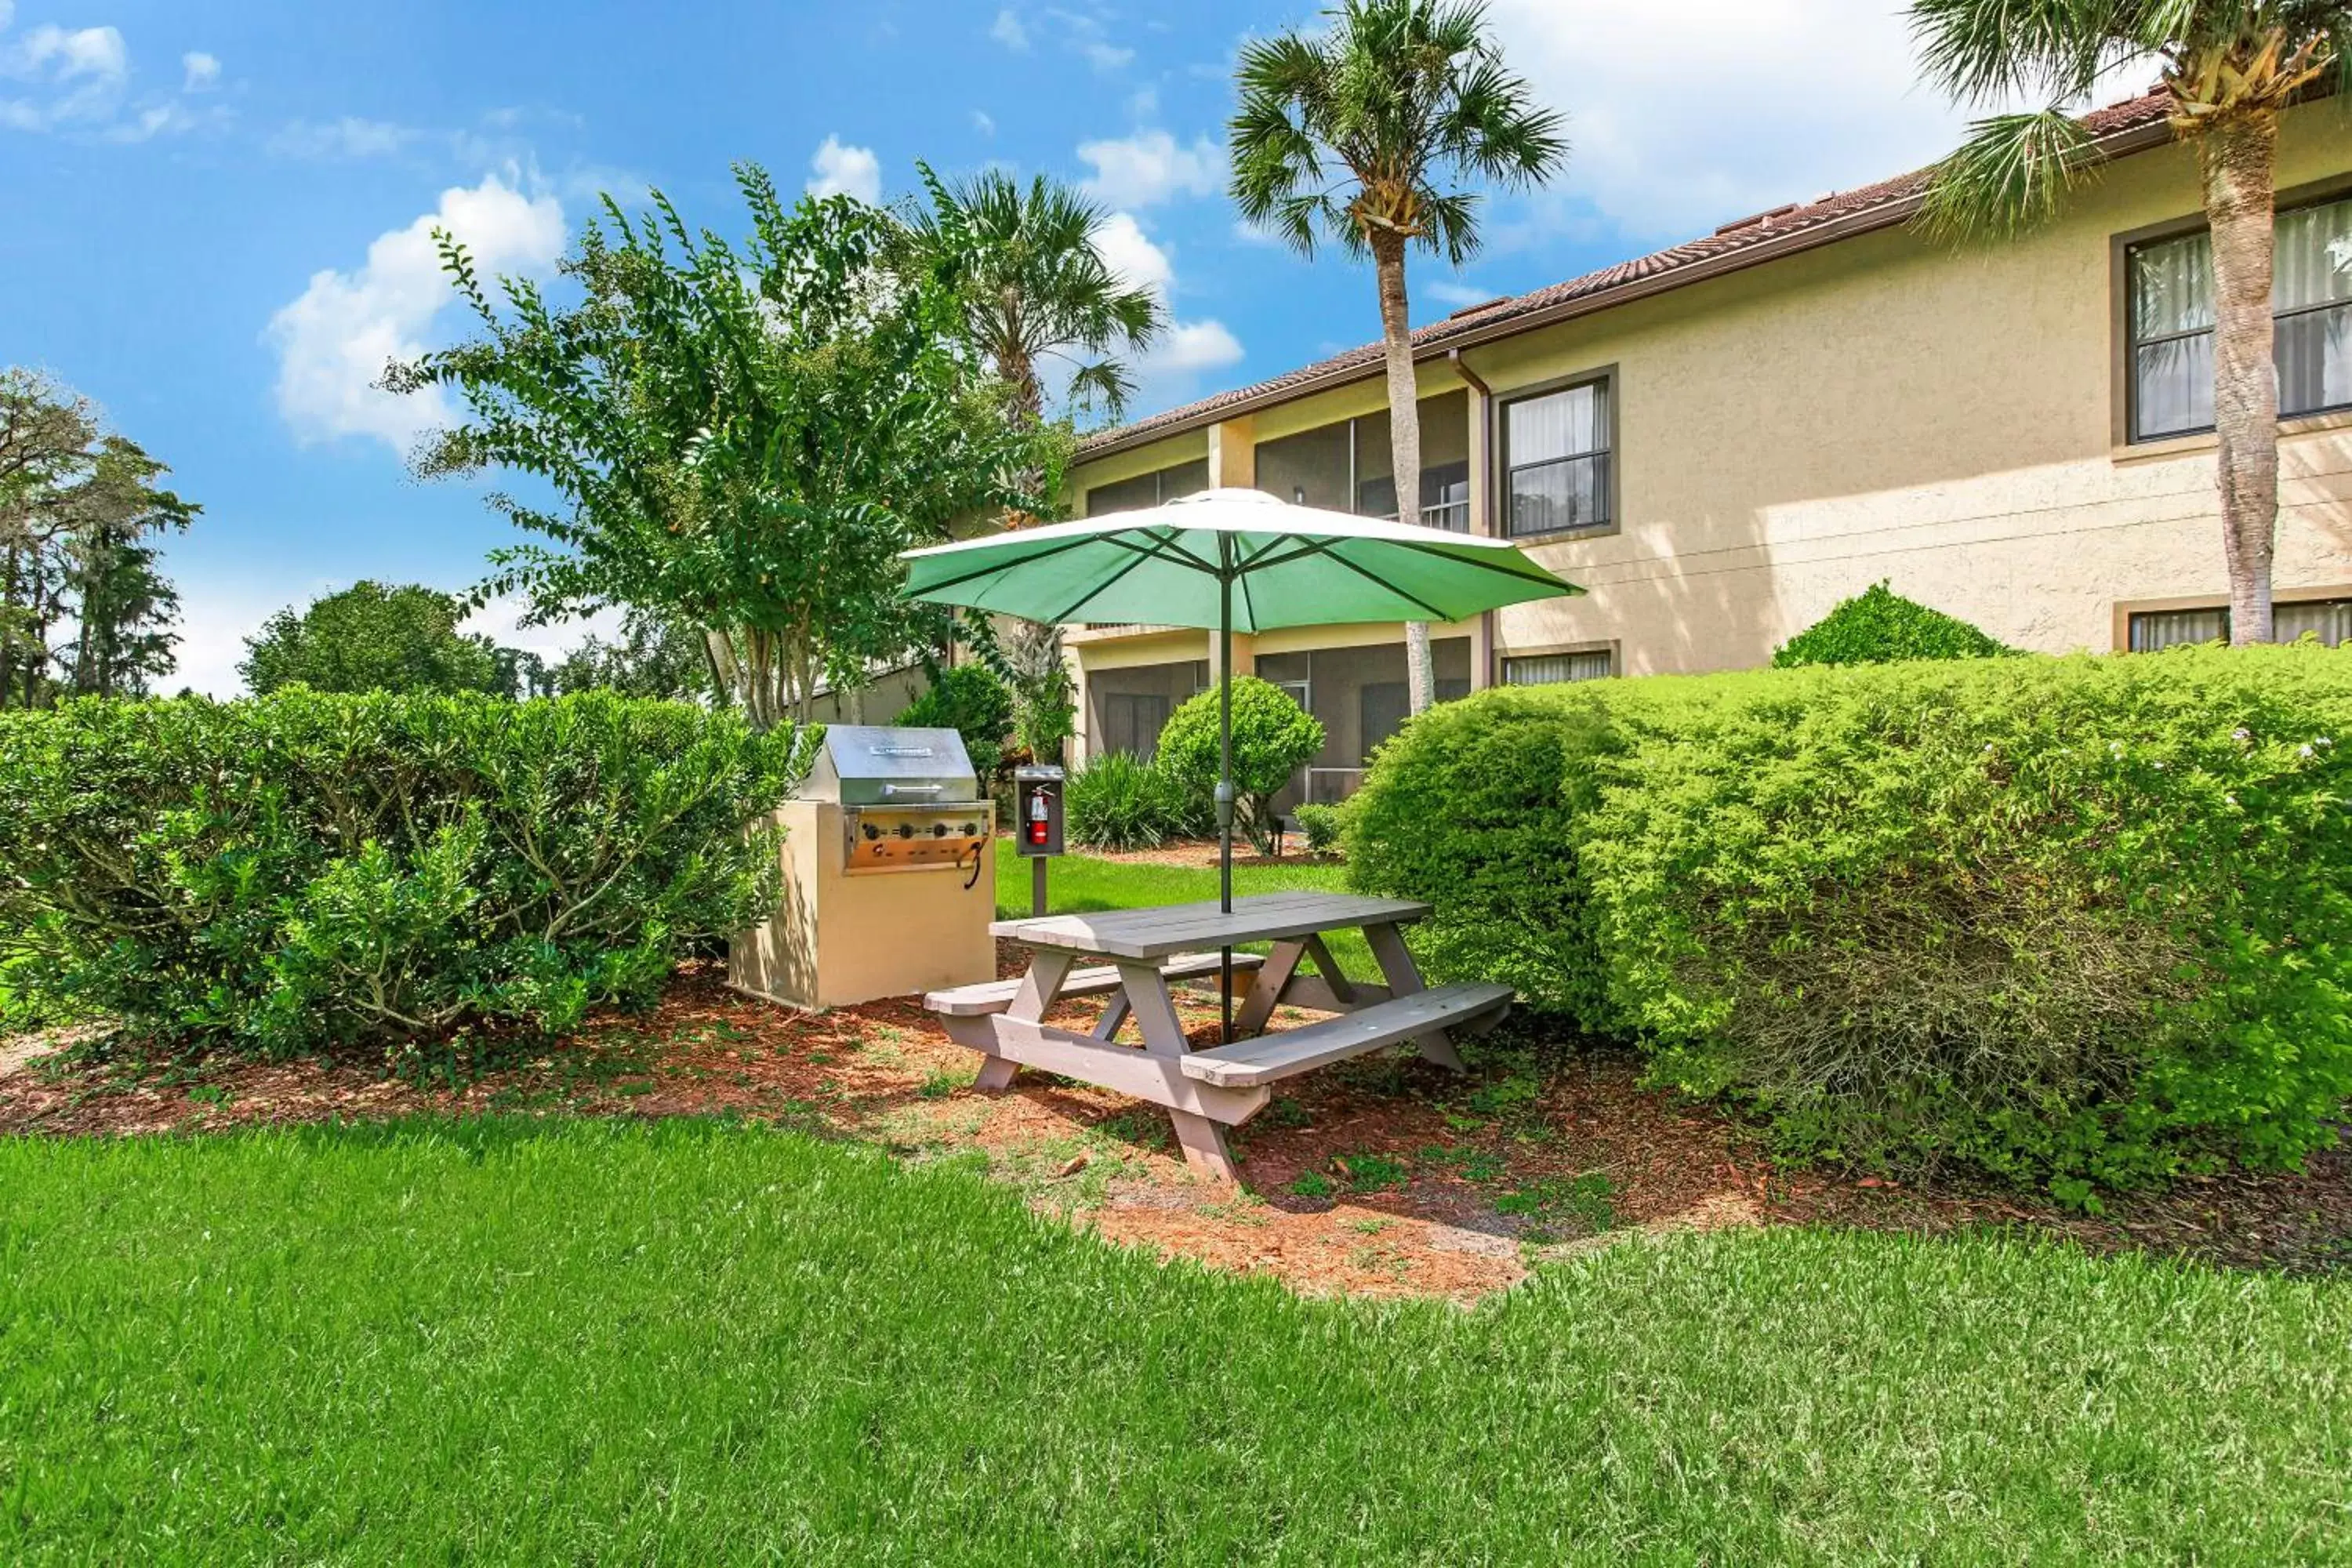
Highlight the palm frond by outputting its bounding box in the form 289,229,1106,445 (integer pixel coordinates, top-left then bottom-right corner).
1915,108,2100,245
1907,0,2143,104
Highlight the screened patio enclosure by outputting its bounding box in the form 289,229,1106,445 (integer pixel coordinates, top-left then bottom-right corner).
1085,659,1210,762
1257,638,1472,809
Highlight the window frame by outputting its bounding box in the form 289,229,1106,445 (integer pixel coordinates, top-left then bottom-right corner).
1494,366,1620,543
2116,176,2352,446
2111,585,2352,651
1497,640,1619,686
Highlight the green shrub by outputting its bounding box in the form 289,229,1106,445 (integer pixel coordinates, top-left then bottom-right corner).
1065,751,1199,851
895,663,1013,779
1292,801,1347,855
1773,582,2012,666
0,691,809,1074
1157,677,1324,853
1348,648,2352,1195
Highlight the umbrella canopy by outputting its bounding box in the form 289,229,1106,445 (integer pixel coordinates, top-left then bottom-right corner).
900,487,1582,1040
902,487,1579,630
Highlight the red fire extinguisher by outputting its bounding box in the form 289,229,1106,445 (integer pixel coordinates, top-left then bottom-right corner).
1028,787,1051,845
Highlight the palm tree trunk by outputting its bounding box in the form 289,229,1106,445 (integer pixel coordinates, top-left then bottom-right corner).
1374,235,1436,713
2202,111,2280,645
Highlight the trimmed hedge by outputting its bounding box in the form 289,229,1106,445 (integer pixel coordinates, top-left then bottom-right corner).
0,691,808,1073
1348,647,2352,1195
895,663,1013,779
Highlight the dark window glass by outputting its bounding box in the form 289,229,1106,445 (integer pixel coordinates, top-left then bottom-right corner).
2130,598,2352,649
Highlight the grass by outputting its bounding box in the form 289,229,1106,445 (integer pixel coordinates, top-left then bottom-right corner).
995,839,1377,978
2,1116,2347,1562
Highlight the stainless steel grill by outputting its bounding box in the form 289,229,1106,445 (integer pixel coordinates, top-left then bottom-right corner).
805,725,994,875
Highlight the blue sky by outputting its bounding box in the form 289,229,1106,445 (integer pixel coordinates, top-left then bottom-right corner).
2,0,2004,694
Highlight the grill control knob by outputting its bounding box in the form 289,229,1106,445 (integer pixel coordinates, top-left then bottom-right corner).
962,822,978,837
861,823,880,840
895,822,914,840
931,822,949,838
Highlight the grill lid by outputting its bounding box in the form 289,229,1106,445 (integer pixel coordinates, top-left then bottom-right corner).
804,724,981,806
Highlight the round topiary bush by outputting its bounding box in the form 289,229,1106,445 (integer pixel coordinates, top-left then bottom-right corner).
1772,581,2013,666
1156,677,1324,853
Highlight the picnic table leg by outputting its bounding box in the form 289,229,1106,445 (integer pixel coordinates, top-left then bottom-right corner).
1119,961,1243,1184
1363,923,1468,1073
976,949,1074,1091
1231,938,1305,1036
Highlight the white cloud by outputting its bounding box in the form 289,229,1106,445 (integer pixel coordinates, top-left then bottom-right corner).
1076,129,1221,209
267,116,420,159
15,22,126,81
971,109,995,137
1148,319,1243,376
807,133,880,203
1087,211,1244,405
180,50,218,90
267,172,566,452
463,593,625,664
1091,211,1172,300
1425,278,1498,308
1484,0,2001,242
1078,40,1133,72
989,8,1028,50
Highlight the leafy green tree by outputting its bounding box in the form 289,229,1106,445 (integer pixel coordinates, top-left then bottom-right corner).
1231,0,1566,716
1157,676,1327,853
241,581,507,696
1908,2,2352,644
0,369,196,707
894,662,1014,778
1772,583,2014,666
395,169,1052,728
546,611,716,702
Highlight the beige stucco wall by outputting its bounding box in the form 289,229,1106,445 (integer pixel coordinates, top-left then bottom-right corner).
1066,97,2352,683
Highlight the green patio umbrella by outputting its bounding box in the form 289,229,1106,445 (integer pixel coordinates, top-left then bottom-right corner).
901,486,1582,1034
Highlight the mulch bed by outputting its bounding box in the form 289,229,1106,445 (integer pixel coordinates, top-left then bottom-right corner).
3,947,2345,1300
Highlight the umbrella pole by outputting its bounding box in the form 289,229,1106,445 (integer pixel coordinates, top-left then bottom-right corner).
1218,542,1235,1045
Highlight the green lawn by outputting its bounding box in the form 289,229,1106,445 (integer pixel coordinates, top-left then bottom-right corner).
3,1117,2346,1562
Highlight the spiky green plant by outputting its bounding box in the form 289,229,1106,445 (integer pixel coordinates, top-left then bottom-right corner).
1229,0,1566,715
1908,1,2352,644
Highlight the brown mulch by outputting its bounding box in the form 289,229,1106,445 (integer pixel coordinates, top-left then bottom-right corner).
2,947,2345,1301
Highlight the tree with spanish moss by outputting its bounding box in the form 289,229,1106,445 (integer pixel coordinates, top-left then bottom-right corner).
1229,0,1566,714
1909,0,2352,644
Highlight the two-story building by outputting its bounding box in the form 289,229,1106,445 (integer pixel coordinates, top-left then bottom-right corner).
1060,89,2352,803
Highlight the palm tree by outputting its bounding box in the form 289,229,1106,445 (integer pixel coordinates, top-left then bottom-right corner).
911,163,1163,429
908,165,1163,761
1230,0,1565,712
1909,2,2350,645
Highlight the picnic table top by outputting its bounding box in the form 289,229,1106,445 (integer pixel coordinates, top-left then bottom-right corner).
990,890,1432,961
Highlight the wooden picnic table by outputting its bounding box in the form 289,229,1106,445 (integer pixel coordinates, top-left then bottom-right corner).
925,891,1510,1183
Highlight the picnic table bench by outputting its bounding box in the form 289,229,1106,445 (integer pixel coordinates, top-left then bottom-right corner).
924,891,1510,1182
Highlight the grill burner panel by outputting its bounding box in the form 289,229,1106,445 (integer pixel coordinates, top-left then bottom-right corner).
842,804,993,873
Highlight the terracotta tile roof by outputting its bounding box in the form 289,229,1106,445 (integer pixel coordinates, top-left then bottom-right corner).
1079,89,2177,459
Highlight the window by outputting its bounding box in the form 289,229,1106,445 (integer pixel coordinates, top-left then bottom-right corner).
1502,379,1611,537
1084,458,1210,516
1501,649,1613,684
1102,692,1172,758
2127,194,2352,441
1257,390,1472,530
2128,597,2352,650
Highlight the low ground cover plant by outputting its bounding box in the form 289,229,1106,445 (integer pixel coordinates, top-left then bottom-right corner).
1349,645,2352,1196
0,691,808,1073
1157,676,1324,854
1063,750,1206,850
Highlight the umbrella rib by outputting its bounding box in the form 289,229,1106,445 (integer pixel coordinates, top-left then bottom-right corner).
910,532,1109,596
1383,536,1583,589
1315,547,1453,621
1044,545,1163,626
